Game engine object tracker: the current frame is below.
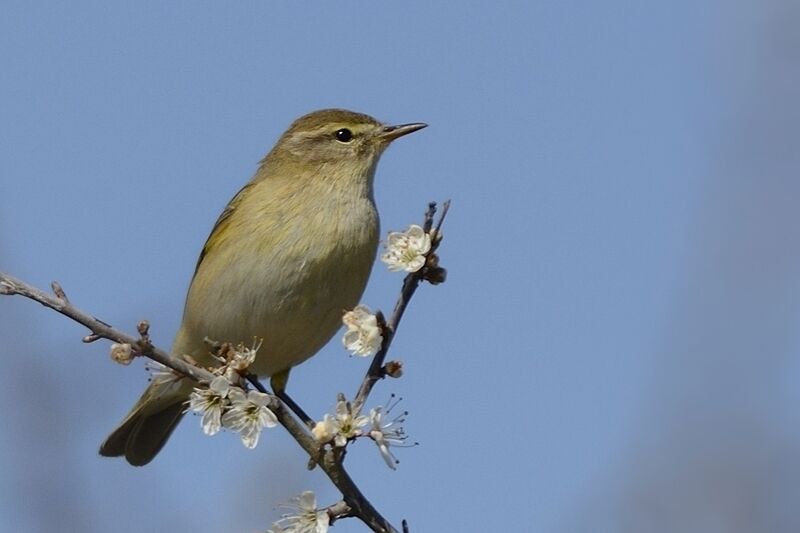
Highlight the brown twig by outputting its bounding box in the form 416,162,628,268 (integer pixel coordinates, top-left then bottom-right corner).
352,200,451,415
326,500,354,525
0,273,215,384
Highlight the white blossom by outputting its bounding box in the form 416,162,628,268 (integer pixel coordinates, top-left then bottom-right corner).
227,339,261,372
222,388,277,448
268,491,329,533
188,376,231,436
311,414,338,443
313,399,368,447
333,399,369,447
380,224,431,273
342,305,382,357
369,404,410,470
110,343,134,365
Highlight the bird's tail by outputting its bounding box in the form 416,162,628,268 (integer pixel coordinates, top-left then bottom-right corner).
99,380,190,466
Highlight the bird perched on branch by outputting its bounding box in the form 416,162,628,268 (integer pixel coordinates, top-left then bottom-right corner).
100,109,426,465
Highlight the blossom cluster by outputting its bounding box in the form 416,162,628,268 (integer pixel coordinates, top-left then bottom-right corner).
268,396,412,531
312,397,410,471
188,375,277,448
340,224,436,359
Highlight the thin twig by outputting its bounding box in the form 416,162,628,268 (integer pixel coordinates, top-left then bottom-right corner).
432,200,451,243
326,500,354,525
352,201,451,415
0,272,215,384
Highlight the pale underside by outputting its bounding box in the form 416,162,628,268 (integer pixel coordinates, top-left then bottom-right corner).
175,173,379,377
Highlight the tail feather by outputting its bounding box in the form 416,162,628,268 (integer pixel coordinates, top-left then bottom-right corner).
100,384,188,466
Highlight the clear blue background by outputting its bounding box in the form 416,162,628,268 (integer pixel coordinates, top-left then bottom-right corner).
2,2,799,532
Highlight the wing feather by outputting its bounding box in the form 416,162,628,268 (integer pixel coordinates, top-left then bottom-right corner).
192,182,254,279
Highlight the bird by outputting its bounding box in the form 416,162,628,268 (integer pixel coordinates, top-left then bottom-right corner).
99,109,427,465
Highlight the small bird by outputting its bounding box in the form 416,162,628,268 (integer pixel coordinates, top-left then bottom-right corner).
100,109,426,465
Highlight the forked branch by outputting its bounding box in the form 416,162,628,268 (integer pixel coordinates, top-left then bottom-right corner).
0,200,450,533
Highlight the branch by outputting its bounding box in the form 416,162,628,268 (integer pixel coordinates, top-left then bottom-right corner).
0,272,398,533
0,273,215,383
0,199,450,533
353,200,450,414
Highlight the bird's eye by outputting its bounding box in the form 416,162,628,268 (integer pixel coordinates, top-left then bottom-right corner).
335,128,353,143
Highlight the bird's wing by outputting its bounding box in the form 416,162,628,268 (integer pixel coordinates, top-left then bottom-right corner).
192,182,254,280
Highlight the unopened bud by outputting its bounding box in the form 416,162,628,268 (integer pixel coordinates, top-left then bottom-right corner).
110,343,134,365
136,320,150,337
312,419,335,443
384,360,404,378
424,266,447,285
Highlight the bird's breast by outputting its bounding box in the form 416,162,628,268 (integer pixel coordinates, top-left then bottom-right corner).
179,192,379,376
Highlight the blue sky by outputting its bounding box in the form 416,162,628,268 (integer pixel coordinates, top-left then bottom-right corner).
2,2,799,532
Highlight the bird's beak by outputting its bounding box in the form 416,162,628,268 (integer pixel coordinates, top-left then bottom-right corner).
379,122,428,142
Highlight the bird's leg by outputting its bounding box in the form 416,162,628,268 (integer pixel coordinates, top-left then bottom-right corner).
270,369,314,428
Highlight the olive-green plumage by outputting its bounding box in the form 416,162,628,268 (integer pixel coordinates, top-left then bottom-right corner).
99,109,426,465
